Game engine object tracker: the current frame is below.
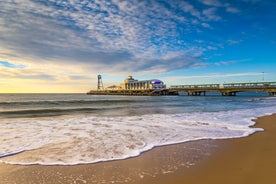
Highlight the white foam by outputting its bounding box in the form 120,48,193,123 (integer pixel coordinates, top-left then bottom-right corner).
0,106,275,165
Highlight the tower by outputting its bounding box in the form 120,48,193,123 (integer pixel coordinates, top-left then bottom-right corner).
97,75,104,90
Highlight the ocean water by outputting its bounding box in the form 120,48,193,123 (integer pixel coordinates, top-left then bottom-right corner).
0,93,275,165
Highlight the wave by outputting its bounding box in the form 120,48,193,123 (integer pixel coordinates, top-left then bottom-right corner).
1,107,274,166
0,107,116,118
0,150,26,158
0,99,134,106
0,99,135,118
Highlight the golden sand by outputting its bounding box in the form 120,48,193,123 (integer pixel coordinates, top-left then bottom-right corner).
0,114,275,184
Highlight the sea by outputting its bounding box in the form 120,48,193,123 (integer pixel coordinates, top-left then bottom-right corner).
0,92,275,165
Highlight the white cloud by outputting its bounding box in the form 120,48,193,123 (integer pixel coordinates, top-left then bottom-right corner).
199,0,224,7
164,72,263,82
1,0,209,75
227,39,242,45
214,58,251,66
200,0,240,14
178,1,202,19
201,22,211,28
0,0,252,82
203,7,221,21
226,6,240,13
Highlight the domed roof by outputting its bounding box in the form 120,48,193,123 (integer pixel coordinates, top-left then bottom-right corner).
127,75,134,80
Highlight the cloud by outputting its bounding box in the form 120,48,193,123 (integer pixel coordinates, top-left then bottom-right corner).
0,0,211,75
199,0,240,14
227,39,242,45
241,0,261,3
165,72,263,81
0,0,259,80
203,7,221,21
68,75,92,80
0,67,56,81
201,22,211,28
199,0,224,7
17,74,56,81
214,58,251,66
0,61,25,68
225,6,240,13
137,54,201,74
177,1,201,19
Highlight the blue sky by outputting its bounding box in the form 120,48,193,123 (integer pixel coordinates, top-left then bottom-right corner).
0,0,275,92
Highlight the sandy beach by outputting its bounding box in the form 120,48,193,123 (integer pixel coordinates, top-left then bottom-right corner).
0,114,275,184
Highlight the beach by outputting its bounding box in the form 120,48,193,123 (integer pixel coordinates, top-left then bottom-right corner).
0,114,275,184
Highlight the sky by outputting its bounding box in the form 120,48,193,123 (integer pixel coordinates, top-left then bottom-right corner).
0,0,275,93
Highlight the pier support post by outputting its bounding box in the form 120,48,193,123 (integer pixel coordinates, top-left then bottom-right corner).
269,92,276,96
190,92,202,96
186,91,206,96
221,92,237,96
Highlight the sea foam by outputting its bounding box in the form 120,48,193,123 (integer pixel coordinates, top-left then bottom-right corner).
1,105,274,166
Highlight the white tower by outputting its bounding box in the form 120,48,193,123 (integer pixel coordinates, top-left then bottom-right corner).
97,75,104,90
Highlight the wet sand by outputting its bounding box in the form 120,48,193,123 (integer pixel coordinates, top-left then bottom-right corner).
158,114,276,184
0,114,275,184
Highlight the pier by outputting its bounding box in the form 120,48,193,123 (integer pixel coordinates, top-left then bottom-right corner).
88,82,276,96
170,82,276,96
87,75,276,96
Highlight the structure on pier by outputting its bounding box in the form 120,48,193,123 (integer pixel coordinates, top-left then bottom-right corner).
97,75,104,90
88,75,172,96
122,76,166,90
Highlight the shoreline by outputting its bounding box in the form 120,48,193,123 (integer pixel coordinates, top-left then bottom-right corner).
158,114,276,184
0,114,276,183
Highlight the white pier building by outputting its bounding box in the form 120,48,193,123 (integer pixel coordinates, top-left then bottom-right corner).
121,76,166,90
